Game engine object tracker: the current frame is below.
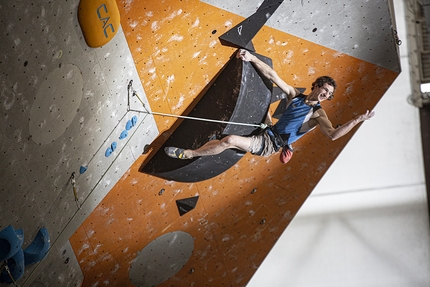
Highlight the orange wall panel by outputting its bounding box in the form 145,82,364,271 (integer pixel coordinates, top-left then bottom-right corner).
70,0,398,286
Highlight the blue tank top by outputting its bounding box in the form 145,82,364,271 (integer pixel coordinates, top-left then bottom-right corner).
273,95,321,145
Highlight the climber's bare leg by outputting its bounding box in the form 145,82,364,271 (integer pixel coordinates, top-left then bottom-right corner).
184,135,251,158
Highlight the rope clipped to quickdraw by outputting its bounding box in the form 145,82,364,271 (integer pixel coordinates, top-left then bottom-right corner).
2,261,20,287
70,172,81,209
127,80,268,129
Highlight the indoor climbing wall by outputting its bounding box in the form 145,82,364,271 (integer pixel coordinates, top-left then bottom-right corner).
0,0,400,286
68,0,399,287
204,0,401,73
0,0,158,285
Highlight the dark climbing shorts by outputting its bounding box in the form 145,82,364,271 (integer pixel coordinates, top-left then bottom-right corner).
248,130,278,157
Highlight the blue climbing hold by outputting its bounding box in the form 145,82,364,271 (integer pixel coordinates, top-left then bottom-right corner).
131,115,138,127
126,116,138,130
126,120,133,131
23,227,50,266
105,147,113,157
105,142,117,157
0,225,24,262
0,249,24,283
79,166,88,174
119,130,128,140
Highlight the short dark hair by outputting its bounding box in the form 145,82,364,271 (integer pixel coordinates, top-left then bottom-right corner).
311,76,337,100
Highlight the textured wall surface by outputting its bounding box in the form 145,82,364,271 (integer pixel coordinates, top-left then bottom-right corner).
69,0,398,286
203,0,400,72
0,0,399,286
0,0,157,285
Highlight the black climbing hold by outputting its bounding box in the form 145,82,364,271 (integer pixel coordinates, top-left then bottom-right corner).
176,196,199,216
140,51,273,182
218,0,284,51
143,144,151,154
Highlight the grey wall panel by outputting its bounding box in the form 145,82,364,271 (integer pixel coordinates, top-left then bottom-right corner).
26,241,84,287
202,0,401,73
0,0,158,285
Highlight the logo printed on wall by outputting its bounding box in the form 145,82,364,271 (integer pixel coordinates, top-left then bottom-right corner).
97,4,115,38
237,25,242,36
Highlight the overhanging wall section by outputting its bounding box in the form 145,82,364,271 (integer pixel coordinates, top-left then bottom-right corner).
68,0,399,286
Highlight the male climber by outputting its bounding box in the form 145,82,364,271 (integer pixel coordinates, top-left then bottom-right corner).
165,49,375,163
